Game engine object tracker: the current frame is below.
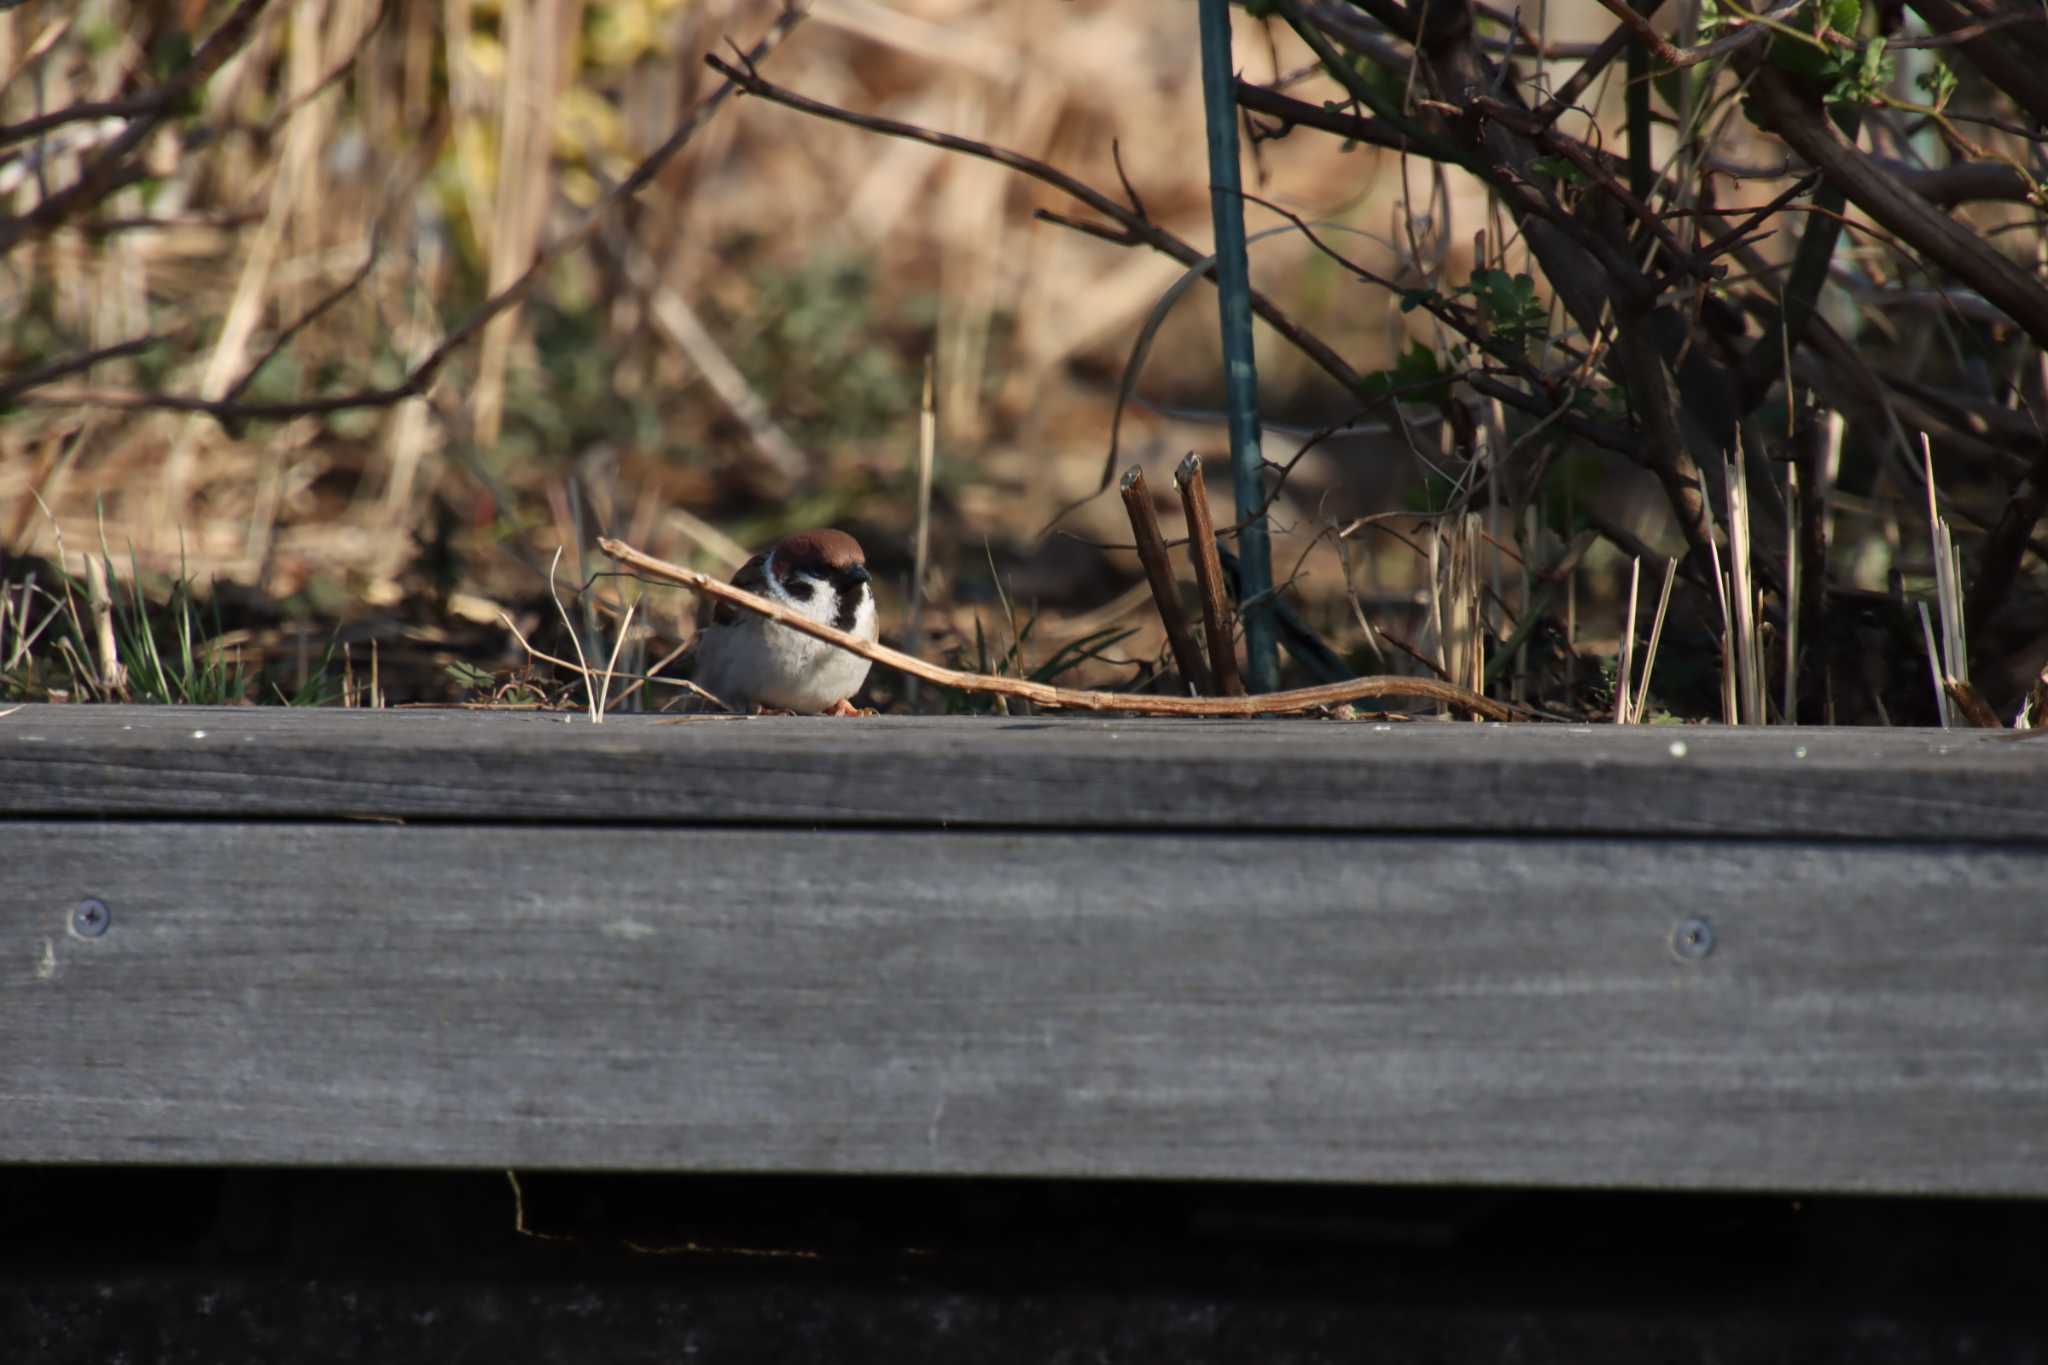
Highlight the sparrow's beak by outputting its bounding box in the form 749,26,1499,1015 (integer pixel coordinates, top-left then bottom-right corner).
836,564,871,588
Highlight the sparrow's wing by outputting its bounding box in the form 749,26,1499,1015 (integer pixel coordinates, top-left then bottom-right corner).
712,552,772,627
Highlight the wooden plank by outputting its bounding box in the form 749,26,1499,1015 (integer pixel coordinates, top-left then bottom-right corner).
3,704,2044,840
7,822,2046,1193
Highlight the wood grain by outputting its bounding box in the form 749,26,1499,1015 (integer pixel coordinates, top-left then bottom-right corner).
7,821,2046,1193
3,704,2044,839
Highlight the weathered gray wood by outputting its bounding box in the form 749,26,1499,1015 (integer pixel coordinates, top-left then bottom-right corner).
3,704,2044,839
7,821,2046,1194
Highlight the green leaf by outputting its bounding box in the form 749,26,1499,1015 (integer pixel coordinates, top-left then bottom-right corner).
1358,341,1451,404
1530,155,1587,186
1916,58,1958,111
445,660,497,691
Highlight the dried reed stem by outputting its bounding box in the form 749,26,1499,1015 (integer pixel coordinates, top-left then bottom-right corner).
1614,555,1639,725
1921,436,1969,727
1633,557,1677,725
30,6,810,429
1726,440,1763,724
904,355,937,708
596,600,636,717
1120,467,1210,695
547,547,600,723
601,537,1514,720
1707,530,1737,726
1174,454,1242,697
82,555,125,698
1784,463,1801,723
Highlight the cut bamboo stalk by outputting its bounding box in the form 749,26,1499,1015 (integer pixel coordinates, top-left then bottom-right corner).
1633,556,1678,725
1922,435,1967,729
1173,454,1243,697
1784,463,1800,724
1615,555,1640,725
1726,441,1762,724
1707,531,1737,726
1943,675,2003,729
1120,467,1211,696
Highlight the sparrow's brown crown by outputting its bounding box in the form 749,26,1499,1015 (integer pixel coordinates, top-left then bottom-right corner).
774,529,866,577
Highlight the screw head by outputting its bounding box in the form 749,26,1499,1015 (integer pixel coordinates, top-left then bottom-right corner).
1671,915,1714,961
73,897,111,938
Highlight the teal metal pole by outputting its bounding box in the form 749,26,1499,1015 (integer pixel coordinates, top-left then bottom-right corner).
1194,0,1278,693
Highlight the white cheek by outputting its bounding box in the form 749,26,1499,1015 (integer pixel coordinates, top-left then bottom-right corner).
776,575,834,623
854,586,878,640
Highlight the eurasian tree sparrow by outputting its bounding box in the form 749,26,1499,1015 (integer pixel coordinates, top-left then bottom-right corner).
688,529,877,714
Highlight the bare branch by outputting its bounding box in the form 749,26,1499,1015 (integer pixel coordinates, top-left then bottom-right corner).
1536,0,1667,127
0,332,173,409
215,239,383,417
1697,172,1820,263
1583,0,1792,70
1613,308,1718,574
1882,158,2041,207
1466,93,1719,285
1234,81,1417,155
705,50,1368,395
1742,62,2048,352
0,95,164,151
0,0,276,256
266,0,396,128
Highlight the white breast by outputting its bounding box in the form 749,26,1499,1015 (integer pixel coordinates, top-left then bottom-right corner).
691,580,876,713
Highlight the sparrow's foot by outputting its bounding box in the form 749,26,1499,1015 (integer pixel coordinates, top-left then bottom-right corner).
823,698,863,717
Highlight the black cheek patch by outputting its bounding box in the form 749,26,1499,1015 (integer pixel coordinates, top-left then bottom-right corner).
833,585,865,632
782,578,817,602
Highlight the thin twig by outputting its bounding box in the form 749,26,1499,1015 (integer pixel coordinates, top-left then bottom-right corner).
1742,61,2048,351
0,332,175,408
602,537,1516,720
496,610,725,711
1582,0,1787,69
1466,94,1716,283
0,0,276,255
546,548,599,722
0,94,165,150
266,0,395,127
596,600,637,717
1535,0,1666,127
216,238,383,414
706,51,1367,397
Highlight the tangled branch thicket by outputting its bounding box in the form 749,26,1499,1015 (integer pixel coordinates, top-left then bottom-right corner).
1,0,2044,724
